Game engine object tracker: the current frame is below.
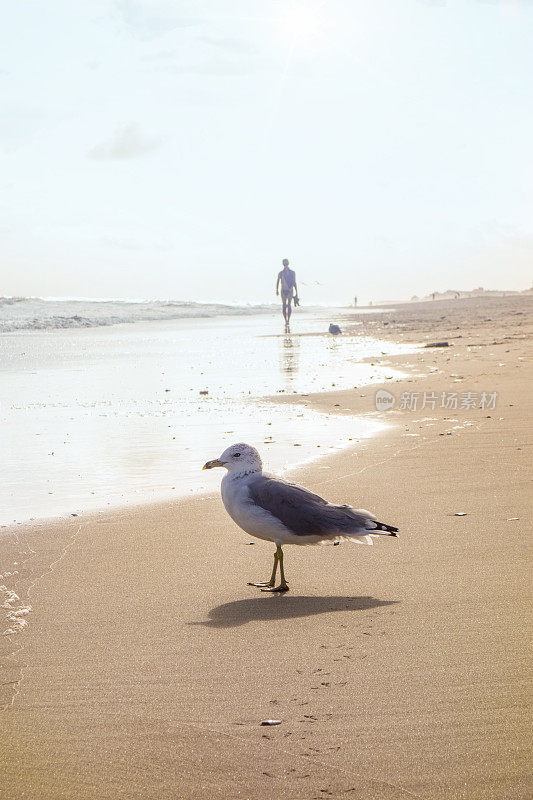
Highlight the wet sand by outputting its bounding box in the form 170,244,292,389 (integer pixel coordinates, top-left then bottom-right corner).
0,310,409,525
1,295,531,799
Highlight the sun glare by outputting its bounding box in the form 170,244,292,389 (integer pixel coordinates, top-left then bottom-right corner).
277,2,325,50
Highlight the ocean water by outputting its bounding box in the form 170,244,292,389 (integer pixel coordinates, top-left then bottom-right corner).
0,295,277,333
0,305,412,525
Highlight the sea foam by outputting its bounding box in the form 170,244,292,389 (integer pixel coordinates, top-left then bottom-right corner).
0,297,276,333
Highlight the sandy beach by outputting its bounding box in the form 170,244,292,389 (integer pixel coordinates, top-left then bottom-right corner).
1,295,531,799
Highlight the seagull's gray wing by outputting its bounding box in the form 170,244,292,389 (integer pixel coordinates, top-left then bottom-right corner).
246,474,393,538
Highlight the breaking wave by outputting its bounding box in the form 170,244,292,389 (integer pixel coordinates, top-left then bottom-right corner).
0,297,276,333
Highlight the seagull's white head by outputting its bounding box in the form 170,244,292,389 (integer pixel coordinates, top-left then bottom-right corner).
203,443,262,475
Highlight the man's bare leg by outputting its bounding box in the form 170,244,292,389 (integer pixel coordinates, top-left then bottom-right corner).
282,296,289,322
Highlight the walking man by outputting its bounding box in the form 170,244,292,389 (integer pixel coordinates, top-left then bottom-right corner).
276,258,299,328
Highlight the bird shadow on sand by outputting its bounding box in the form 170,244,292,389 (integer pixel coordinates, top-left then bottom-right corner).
190,595,398,629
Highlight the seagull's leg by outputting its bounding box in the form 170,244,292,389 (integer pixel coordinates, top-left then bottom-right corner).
247,548,279,588
278,546,289,589
260,546,289,593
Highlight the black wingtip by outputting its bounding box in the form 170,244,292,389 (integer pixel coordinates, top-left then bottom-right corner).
376,521,399,534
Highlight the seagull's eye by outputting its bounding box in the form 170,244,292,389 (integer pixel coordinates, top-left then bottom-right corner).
233,453,241,458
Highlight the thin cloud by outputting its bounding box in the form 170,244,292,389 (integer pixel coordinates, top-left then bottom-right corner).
142,40,266,76
87,124,160,160
115,0,198,38
199,36,258,55
146,55,266,77
100,235,172,252
183,55,262,76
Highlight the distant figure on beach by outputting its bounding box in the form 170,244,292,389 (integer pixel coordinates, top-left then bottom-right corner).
276,259,299,329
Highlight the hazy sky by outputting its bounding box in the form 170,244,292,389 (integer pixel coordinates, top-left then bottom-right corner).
1,0,532,305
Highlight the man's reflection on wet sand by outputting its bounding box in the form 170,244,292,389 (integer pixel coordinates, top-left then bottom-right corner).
279,332,300,384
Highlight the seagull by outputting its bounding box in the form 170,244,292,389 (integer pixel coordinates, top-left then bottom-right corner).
203,443,398,592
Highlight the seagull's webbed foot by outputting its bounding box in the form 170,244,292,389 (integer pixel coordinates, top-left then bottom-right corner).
247,580,275,588
260,582,289,593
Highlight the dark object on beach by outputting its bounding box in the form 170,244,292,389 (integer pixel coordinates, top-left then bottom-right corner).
261,720,282,726
424,341,449,348
199,390,209,395
329,324,341,335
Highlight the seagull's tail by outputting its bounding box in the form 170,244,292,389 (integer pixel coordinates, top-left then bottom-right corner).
339,522,399,546
331,533,374,546
372,521,399,537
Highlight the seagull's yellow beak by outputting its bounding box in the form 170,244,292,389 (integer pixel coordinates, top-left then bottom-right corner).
203,458,224,470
